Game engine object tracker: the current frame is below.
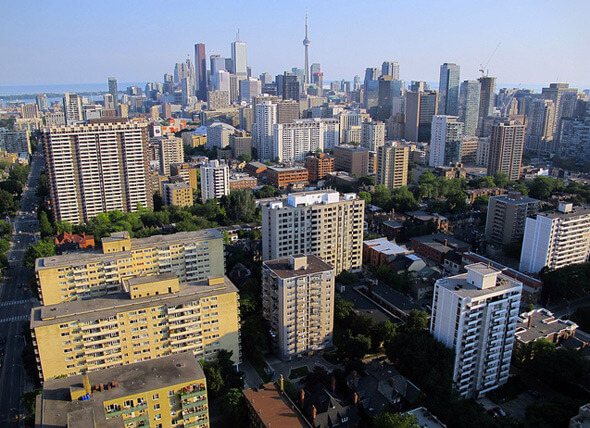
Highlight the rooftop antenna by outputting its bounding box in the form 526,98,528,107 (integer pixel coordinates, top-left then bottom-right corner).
236,28,240,42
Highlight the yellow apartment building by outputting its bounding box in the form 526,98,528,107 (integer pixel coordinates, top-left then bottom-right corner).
35,229,225,306
31,274,240,381
35,351,209,428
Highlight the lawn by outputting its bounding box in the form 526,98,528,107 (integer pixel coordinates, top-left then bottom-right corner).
289,366,309,379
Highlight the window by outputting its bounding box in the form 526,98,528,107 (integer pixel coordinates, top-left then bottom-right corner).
154,404,160,410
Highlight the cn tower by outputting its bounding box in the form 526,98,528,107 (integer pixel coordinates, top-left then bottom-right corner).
303,13,310,85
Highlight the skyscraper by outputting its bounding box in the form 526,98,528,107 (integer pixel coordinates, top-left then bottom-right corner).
460,80,481,136
382,61,400,79
273,118,339,162
487,119,525,181
429,115,464,167
36,94,48,112
261,190,365,274
431,263,522,398
231,38,247,76
262,254,335,360
376,142,409,189
520,203,590,273
42,119,152,224
405,90,438,142
525,99,556,155
253,100,277,161
200,159,230,202
303,13,311,85
541,83,578,141
478,76,496,120
361,120,386,151
194,43,207,100
108,77,118,104
283,72,300,101
62,92,83,125
438,63,460,116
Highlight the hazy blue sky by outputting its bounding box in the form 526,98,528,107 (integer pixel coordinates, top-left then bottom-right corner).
1,0,589,89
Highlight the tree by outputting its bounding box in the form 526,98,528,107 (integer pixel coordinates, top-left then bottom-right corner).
237,153,251,162
372,185,391,209
342,334,371,361
358,191,371,204
254,185,277,199
334,297,354,322
222,189,256,223
493,172,510,188
374,412,420,428
24,239,56,270
55,221,72,235
38,211,53,238
528,176,564,200
358,175,375,186
390,187,418,212
405,310,429,331
202,364,224,397
222,388,246,421
0,190,15,216
335,270,359,285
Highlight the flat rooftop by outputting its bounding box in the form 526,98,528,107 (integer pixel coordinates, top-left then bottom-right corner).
36,229,223,270
436,271,521,299
31,276,238,328
263,255,334,279
541,204,590,219
492,194,539,205
407,407,447,428
37,352,204,428
243,383,309,428
364,238,411,256
515,308,577,344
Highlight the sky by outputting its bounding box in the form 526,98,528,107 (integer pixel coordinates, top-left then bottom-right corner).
1,0,589,90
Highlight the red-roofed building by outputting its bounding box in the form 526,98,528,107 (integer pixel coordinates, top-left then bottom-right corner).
53,232,95,250
244,382,310,428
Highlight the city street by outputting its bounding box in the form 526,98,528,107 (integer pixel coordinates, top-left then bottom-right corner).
0,153,43,427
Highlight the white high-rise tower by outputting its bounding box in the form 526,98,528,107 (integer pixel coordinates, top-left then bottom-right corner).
303,13,311,85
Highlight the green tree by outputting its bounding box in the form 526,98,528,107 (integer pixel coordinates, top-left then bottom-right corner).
334,297,354,322
202,364,224,397
358,191,371,204
374,412,420,428
390,187,418,212
528,176,564,200
342,334,371,361
55,221,72,235
405,310,429,332
0,190,16,216
222,189,257,223
493,172,510,188
372,185,391,209
254,185,277,199
38,211,53,238
237,153,251,162
24,239,56,270
222,388,247,421
358,175,375,186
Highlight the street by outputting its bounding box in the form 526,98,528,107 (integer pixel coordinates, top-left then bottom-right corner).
0,153,43,427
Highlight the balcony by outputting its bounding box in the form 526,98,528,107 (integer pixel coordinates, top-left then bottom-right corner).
184,418,209,427
182,406,208,420
182,397,207,410
105,404,148,418
123,413,149,425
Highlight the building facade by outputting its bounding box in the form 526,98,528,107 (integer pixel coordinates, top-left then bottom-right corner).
261,190,365,274
273,118,339,162
520,203,590,273
35,352,210,428
262,254,335,360
429,116,464,167
361,121,385,151
200,160,230,201
376,142,409,189
485,192,539,245
333,144,369,176
35,229,225,305
42,119,152,224
431,263,522,398
487,119,525,181
31,274,240,381
438,63,461,116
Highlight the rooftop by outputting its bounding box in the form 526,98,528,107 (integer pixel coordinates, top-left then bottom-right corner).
243,383,310,428
436,263,522,299
407,407,447,428
37,352,204,428
364,238,411,256
31,276,238,328
540,204,590,219
36,229,223,270
263,255,334,279
515,308,577,344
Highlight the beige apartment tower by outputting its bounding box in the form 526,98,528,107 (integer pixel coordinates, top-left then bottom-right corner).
376,142,409,189
487,119,525,181
42,119,153,224
35,229,225,306
262,255,335,360
261,190,365,274
35,352,210,428
31,274,240,381
485,192,539,245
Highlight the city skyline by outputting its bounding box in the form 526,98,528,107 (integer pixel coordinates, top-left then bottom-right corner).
1,0,589,89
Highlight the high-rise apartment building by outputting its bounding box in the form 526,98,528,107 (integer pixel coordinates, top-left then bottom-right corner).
541,83,578,141
361,120,385,151
253,100,277,161
108,77,118,104
200,160,230,202
273,118,339,162
485,191,539,245
376,142,409,189
333,144,369,176
431,263,522,398
429,115,464,167
283,73,300,101
381,61,400,80
21,103,39,119
36,352,210,428
63,92,83,125
277,100,300,124
261,190,365,274
42,119,152,224
262,254,335,360
525,99,556,155
520,203,590,273
487,119,525,181
231,40,247,76
478,76,496,121
207,90,230,110
163,180,193,207
35,229,225,305
0,129,30,154
150,134,184,176
36,94,48,112
195,43,208,101
438,63,461,116
170,163,198,189
460,80,481,136
239,78,262,103
31,274,240,381
405,90,438,142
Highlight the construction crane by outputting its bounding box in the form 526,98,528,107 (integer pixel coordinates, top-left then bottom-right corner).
479,42,501,76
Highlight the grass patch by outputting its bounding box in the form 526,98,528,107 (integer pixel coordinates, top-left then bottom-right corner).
289,366,309,379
